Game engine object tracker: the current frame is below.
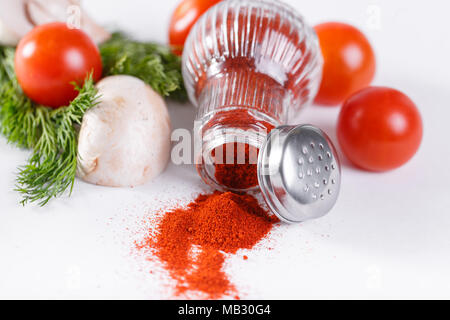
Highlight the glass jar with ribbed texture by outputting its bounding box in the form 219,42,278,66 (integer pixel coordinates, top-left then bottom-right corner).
182,0,323,192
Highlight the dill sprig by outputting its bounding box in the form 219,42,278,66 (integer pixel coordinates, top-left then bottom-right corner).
0,47,39,149
0,46,99,206
100,32,187,101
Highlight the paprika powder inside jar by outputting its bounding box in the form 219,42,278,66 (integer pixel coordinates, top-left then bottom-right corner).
183,0,341,223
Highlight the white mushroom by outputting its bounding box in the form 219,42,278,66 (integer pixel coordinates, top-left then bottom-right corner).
27,0,111,44
0,0,110,46
0,0,32,46
77,75,172,187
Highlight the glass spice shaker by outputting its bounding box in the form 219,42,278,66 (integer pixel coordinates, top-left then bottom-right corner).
182,0,341,223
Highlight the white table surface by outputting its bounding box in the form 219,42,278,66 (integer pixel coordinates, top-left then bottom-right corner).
1,0,449,299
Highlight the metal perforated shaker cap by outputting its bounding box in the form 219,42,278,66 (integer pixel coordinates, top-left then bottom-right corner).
257,125,341,223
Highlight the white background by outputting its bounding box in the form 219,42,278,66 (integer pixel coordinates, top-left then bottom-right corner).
1,0,449,299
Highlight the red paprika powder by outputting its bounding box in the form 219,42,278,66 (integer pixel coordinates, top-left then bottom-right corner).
212,143,259,190
201,110,276,191
137,191,278,299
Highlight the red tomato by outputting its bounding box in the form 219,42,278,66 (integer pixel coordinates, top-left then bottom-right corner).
337,87,423,172
15,22,102,108
314,22,376,106
169,0,222,55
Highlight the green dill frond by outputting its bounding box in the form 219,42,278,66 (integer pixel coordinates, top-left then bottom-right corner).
100,32,187,101
0,47,41,149
0,46,99,205
15,76,99,206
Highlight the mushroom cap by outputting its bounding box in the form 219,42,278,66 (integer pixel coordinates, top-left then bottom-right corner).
0,0,32,46
26,0,111,44
0,0,110,46
77,75,172,187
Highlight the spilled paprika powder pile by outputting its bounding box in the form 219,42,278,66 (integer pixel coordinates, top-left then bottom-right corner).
137,191,279,299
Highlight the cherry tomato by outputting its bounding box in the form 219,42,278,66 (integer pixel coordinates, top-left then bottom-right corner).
314,22,376,106
169,0,222,55
337,87,423,172
15,22,102,108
